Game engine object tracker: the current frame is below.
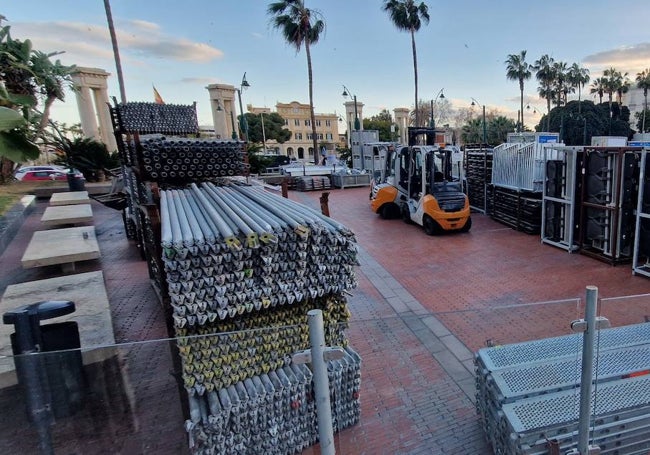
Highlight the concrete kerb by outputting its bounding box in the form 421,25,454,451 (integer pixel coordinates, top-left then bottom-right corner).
356,246,476,401
0,195,35,256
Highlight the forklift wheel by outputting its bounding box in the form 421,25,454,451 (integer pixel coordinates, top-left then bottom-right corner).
460,217,472,233
423,215,441,235
401,205,413,224
379,204,391,220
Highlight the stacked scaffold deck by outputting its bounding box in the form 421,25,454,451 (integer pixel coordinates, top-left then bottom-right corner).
475,322,650,454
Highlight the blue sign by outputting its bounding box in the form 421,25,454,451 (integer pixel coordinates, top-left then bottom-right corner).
629,141,650,147
537,134,559,143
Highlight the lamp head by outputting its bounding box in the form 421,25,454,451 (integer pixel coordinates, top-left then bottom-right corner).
216,100,223,111
241,72,250,89
439,92,445,99
471,100,477,107
342,88,349,97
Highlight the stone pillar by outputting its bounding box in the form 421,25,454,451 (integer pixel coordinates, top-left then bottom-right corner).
393,107,410,145
206,83,237,139
70,67,117,152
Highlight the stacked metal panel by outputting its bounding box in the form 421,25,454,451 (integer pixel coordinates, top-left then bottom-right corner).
475,322,650,454
139,136,246,182
487,185,542,235
579,148,640,263
464,146,493,213
292,176,332,192
540,146,583,252
633,150,650,277
489,142,545,234
160,182,361,454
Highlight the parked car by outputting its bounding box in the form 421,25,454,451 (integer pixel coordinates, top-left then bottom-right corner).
15,165,83,181
19,170,70,181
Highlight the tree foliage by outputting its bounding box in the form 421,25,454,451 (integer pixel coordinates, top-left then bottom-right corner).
363,109,396,141
0,21,75,182
243,112,292,144
532,100,634,146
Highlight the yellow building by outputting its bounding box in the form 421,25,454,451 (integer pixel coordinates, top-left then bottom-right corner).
250,101,343,162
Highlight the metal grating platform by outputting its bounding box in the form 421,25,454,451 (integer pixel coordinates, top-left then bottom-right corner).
476,322,650,371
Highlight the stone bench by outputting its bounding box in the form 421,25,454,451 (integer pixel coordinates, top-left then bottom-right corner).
0,271,115,387
21,226,100,273
41,204,93,227
49,191,90,206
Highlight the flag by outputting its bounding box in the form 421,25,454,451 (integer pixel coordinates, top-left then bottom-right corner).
153,85,165,104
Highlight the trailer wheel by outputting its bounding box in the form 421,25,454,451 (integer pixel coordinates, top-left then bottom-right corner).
423,215,441,235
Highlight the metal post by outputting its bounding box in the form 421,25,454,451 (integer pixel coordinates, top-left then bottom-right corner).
482,105,487,145
237,89,248,141
261,112,267,153
230,110,238,140
308,309,335,455
578,286,597,454
567,285,609,455
353,95,359,131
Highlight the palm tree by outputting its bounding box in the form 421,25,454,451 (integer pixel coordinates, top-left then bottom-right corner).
603,67,623,113
551,61,569,106
268,0,325,164
533,54,555,130
30,51,76,135
590,77,606,104
567,63,590,114
636,68,650,133
382,0,430,127
505,50,531,132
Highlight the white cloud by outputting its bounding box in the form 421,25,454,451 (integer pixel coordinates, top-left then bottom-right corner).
583,43,650,76
8,19,224,66
180,77,220,85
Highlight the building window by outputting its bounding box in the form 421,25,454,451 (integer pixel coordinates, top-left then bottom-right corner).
326,133,333,140
284,119,288,125
305,119,311,126
325,120,331,127
295,132,303,140
315,120,321,127
317,133,323,140
307,133,313,140
298,147,304,159
294,119,300,126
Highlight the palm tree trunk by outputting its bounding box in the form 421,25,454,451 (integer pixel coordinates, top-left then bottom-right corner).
519,80,524,132
546,96,551,131
411,30,418,127
305,40,318,164
578,82,582,115
644,90,648,134
104,0,127,103
37,96,55,137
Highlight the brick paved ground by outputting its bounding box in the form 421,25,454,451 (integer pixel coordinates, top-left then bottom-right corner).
1,185,649,454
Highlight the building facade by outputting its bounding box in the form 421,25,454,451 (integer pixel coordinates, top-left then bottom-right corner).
270,101,342,162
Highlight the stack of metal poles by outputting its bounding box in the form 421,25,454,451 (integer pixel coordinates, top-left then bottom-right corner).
159,181,361,454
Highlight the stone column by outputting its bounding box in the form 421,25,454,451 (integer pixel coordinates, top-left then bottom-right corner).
393,107,410,145
206,84,237,139
70,67,117,151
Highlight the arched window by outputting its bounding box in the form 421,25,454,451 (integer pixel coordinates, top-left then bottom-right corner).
298,147,304,159
287,147,294,157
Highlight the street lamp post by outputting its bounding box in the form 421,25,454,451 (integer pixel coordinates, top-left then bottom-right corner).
236,72,250,141
342,85,360,148
430,89,445,129
471,98,487,145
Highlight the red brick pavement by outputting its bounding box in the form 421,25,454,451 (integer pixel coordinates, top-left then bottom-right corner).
2,185,648,454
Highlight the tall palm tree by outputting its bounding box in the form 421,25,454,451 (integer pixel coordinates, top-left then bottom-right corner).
103,0,127,103
382,0,430,127
505,50,531,132
533,54,555,130
603,67,623,114
551,61,569,106
268,0,325,163
568,63,590,114
636,68,650,133
590,77,606,104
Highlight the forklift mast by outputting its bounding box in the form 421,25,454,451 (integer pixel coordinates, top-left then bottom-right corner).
407,127,437,146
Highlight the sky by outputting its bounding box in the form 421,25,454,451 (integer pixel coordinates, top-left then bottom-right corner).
3,0,650,132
